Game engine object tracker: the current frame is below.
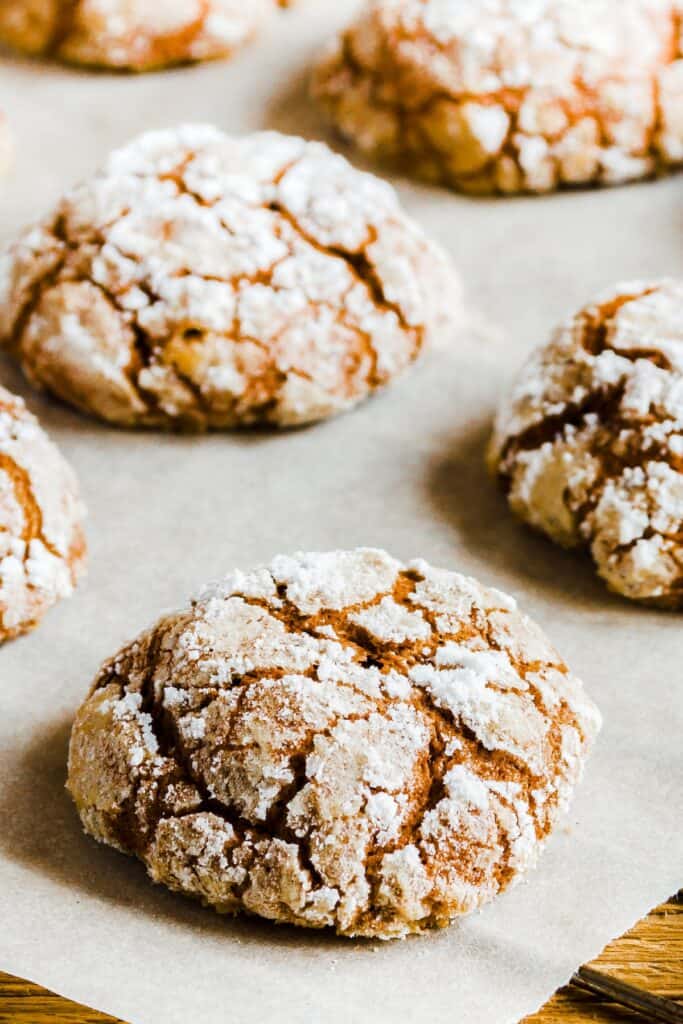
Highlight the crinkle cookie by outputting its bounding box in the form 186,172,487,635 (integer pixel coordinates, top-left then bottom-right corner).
312,0,683,195
0,385,86,643
0,125,460,431
489,280,683,607
0,0,269,71
67,548,600,939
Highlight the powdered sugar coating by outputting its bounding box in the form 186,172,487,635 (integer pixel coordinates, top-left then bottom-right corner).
0,125,460,430
0,385,86,643
67,548,600,939
490,279,683,606
312,0,683,195
0,0,268,71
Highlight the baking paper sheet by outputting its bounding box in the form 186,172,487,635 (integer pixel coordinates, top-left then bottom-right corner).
0,3,682,1022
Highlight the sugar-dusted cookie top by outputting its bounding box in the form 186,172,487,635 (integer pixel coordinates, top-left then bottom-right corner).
490,280,683,606
0,0,269,71
68,548,600,939
0,125,461,431
313,0,683,194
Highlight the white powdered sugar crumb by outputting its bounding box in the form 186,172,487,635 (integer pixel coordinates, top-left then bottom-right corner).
163,686,190,709
184,715,207,741
180,598,325,683
25,540,73,598
442,764,490,812
434,642,526,689
411,649,550,774
113,691,160,758
365,792,402,843
271,549,402,615
350,596,431,643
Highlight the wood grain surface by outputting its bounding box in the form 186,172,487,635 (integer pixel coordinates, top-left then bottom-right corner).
1,895,681,1023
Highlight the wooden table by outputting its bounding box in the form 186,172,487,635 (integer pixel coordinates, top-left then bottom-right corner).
1,895,680,1023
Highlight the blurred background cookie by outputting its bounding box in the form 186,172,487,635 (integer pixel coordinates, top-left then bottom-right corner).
0,0,270,71
489,279,683,606
312,0,683,195
67,547,601,938
0,385,86,643
0,124,462,431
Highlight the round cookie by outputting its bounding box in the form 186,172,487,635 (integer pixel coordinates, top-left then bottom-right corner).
312,0,683,195
67,548,600,939
0,125,459,431
489,280,683,606
0,385,86,643
0,0,268,71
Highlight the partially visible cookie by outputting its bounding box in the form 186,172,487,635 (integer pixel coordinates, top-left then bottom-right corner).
0,124,461,431
0,0,268,71
0,385,86,643
67,548,601,939
489,280,683,606
312,0,683,195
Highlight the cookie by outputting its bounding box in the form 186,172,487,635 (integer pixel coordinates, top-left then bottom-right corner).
0,0,268,71
67,548,600,939
312,0,683,195
0,125,460,431
0,385,86,643
489,280,683,606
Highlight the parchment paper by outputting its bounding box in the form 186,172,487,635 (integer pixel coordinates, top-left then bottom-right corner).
0,4,682,1022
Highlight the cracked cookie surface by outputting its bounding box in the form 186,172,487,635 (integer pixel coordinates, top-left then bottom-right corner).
489,280,683,606
0,124,460,430
0,385,86,643
67,548,601,939
312,0,683,195
0,0,268,71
